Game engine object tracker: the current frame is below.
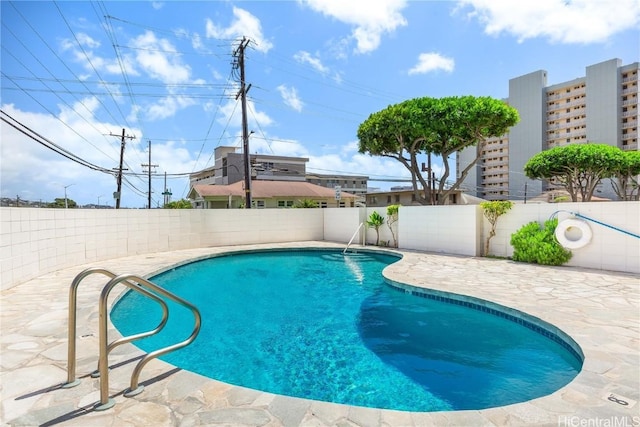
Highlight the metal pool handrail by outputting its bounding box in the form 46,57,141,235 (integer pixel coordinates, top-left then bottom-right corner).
64,267,169,388
64,267,201,411
96,273,202,410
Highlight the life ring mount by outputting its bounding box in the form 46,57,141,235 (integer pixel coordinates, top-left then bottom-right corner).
555,218,592,249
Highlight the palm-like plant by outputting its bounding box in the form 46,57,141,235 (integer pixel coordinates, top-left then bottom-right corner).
366,211,385,246
293,199,318,208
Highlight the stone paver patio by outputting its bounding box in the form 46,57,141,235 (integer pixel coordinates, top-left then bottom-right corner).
1,242,638,426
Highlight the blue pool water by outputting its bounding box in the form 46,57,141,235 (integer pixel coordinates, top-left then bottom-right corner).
111,249,582,412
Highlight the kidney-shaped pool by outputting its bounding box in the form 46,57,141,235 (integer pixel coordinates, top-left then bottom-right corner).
111,249,582,412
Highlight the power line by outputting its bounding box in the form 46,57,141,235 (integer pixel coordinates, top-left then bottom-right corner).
1,109,115,174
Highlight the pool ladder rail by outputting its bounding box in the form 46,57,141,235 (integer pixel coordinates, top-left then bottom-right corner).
343,222,365,254
63,267,202,411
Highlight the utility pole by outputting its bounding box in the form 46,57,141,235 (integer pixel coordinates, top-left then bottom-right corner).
141,140,158,209
161,172,172,207
233,37,252,209
109,128,135,209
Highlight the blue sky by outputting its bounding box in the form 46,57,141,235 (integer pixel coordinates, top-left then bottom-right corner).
1,0,638,208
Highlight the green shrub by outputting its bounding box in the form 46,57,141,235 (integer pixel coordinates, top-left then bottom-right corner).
510,218,572,266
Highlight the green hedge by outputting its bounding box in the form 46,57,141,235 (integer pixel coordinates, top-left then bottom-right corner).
510,218,572,266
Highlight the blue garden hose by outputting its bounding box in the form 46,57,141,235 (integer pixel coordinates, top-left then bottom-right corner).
551,210,640,239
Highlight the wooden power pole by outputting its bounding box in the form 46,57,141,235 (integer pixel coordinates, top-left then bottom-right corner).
141,140,158,209
233,37,252,209
110,128,135,209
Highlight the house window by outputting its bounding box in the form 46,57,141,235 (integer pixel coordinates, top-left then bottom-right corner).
254,200,265,209
319,201,328,208
339,201,346,208
387,196,392,203
395,195,400,203
277,200,293,208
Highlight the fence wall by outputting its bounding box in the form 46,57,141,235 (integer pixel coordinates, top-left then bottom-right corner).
2,202,638,290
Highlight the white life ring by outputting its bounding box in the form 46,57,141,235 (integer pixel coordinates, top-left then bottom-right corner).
555,218,592,249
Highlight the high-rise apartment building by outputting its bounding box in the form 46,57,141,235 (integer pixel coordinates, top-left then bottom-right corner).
457,58,638,201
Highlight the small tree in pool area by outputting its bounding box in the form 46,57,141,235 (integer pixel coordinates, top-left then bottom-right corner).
386,204,400,247
480,200,513,256
366,211,385,246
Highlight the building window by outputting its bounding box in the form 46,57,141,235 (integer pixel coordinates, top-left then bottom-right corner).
255,200,265,209
277,200,293,208
395,195,400,203
319,201,328,208
387,195,392,203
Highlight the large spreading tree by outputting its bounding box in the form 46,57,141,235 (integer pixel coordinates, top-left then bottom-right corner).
357,96,519,205
611,150,640,201
524,143,625,202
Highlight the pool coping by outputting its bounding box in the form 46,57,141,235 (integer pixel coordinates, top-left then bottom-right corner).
1,241,639,426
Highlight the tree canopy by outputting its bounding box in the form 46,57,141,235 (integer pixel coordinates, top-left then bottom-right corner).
524,143,625,202
611,150,640,201
164,199,193,209
357,96,519,205
47,198,77,208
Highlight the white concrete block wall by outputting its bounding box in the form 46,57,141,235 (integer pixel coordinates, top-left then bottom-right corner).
323,208,364,244
398,205,481,256
0,208,325,290
484,201,640,273
1,202,638,290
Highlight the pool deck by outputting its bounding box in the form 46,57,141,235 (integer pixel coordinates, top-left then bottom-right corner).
1,242,638,426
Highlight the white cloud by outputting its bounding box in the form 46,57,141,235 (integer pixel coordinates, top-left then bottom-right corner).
218,97,274,129
75,32,101,49
276,85,304,112
205,6,273,53
146,95,197,121
250,135,309,158
61,36,139,77
130,31,192,84
293,51,329,74
191,32,203,50
457,0,640,44
300,0,408,54
408,52,455,75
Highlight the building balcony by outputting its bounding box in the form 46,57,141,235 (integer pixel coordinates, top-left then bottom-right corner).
547,99,586,110
481,178,508,185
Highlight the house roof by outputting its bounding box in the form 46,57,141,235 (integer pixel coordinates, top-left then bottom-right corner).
190,180,358,199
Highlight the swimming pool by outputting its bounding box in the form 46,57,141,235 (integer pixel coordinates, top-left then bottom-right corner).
111,249,582,412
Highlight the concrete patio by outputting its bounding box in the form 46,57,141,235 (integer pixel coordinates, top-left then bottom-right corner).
1,242,638,426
